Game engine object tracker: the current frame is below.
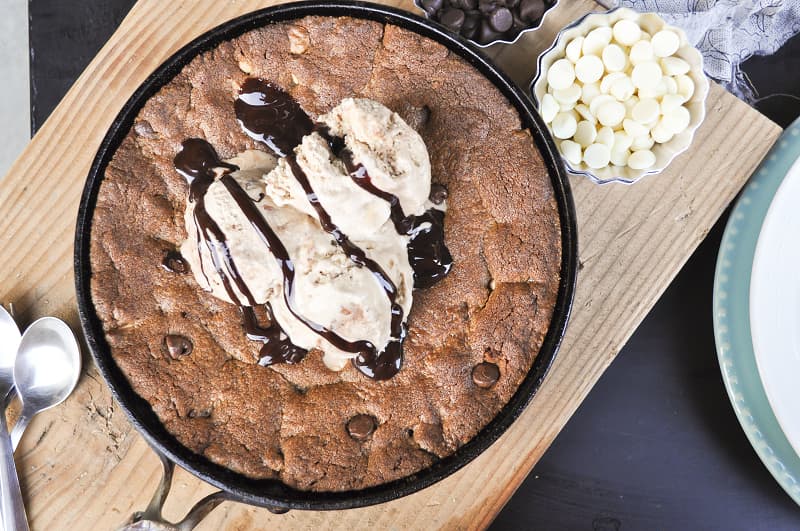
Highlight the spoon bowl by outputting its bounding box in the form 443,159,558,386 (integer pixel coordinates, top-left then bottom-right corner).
11,317,81,448
0,306,21,400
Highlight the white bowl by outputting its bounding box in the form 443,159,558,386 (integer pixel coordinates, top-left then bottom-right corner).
531,8,710,184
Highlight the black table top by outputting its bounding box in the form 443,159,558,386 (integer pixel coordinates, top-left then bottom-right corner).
29,2,800,528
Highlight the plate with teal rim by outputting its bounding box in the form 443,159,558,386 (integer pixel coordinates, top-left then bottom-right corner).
714,116,800,505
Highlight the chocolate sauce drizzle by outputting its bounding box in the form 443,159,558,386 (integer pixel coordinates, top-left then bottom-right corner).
284,155,407,379
340,150,453,289
175,139,307,365
174,78,452,380
235,78,313,157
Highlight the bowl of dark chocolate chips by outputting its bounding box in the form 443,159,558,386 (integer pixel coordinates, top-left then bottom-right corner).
414,0,558,47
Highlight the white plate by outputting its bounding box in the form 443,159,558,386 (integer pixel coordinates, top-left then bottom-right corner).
750,151,800,458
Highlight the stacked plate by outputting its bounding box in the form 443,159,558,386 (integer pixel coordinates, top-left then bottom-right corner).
714,117,800,504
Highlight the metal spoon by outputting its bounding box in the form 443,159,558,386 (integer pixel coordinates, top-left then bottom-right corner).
10,317,81,450
0,306,24,531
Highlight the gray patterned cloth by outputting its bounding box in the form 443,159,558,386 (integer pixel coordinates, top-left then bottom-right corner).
596,0,800,102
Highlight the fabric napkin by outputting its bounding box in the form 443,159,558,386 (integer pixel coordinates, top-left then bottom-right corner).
597,0,800,102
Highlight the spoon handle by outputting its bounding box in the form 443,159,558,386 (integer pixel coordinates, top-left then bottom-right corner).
0,412,29,531
10,412,30,452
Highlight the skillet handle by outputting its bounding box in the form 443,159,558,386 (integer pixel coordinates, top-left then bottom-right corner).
118,449,288,531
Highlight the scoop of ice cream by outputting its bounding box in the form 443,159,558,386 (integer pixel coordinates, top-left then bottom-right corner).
264,98,432,238
319,98,431,217
181,98,430,371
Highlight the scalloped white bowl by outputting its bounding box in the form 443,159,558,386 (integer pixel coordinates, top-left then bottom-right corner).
532,8,710,184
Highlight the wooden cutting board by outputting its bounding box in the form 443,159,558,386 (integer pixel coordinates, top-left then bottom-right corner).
0,0,781,529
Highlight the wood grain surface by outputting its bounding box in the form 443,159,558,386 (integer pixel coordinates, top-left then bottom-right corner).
0,0,781,529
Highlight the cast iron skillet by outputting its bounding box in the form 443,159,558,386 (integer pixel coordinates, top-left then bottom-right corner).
74,0,578,512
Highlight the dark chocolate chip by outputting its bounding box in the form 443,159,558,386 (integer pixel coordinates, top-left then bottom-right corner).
504,0,520,8
472,362,500,388
429,184,449,205
452,0,478,9
489,7,513,32
461,13,481,38
511,12,528,32
420,0,443,14
162,250,189,274
478,19,502,44
347,414,377,441
519,0,545,23
478,0,498,13
440,8,466,31
164,334,193,359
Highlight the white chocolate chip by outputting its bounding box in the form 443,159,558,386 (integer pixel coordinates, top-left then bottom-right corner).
541,93,559,123
613,131,633,151
624,96,640,118
623,118,649,138
566,36,584,63
610,148,631,167
596,126,616,147
552,112,578,139
628,149,657,170
675,74,695,101
548,59,576,91
560,100,577,112
581,82,601,105
612,19,642,47
602,44,628,72
632,98,660,124
597,100,626,127
660,93,684,114
582,26,613,56
652,30,681,58
629,41,654,65
600,72,627,95
589,94,617,117
584,143,612,169
631,134,655,151
553,83,582,104
661,56,690,76
560,140,583,166
632,62,663,92
651,120,674,143
574,120,598,147
663,76,679,95
609,76,635,101
637,86,660,100
575,104,597,124
575,55,605,84
662,105,691,135
654,77,670,98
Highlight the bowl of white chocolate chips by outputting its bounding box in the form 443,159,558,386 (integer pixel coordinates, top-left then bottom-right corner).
531,7,710,184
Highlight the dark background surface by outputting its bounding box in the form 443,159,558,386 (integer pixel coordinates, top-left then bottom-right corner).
28,2,800,529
